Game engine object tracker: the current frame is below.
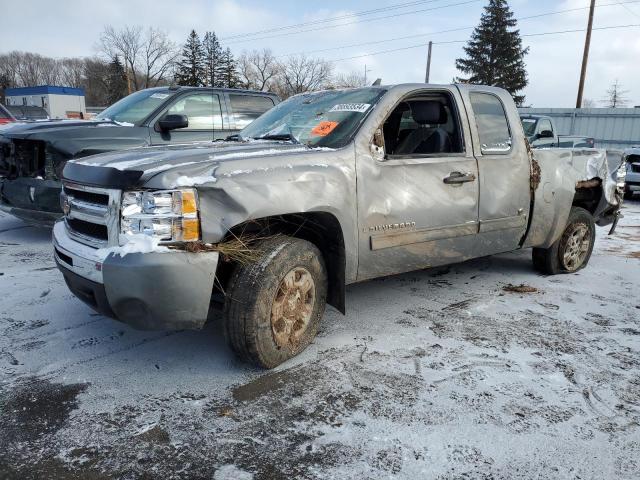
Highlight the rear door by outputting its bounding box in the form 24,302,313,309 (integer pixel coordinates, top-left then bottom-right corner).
458,86,530,255
149,91,224,145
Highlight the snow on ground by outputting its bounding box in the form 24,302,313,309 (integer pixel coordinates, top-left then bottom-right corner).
1,201,639,479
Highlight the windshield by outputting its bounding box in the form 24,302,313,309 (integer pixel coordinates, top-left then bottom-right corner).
96,89,174,125
239,88,387,148
520,118,537,137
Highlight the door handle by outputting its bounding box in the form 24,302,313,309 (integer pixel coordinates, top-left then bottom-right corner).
443,171,476,184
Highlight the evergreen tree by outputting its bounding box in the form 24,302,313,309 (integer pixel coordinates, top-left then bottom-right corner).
203,31,223,88
105,56,128,104
455,0,529,105
176,30,206,86
220,48,240,88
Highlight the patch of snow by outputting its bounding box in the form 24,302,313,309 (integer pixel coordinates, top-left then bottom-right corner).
79,157,158,171
211,147,310,161
96,233,170,258
213,465,254,480
174,175,217,187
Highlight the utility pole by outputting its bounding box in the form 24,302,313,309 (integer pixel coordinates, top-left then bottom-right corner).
576,0,596,108
364,64,372,85
425,41,433,83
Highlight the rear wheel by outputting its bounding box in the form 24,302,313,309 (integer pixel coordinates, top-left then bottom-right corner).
223,236,327,368
532,206,595,275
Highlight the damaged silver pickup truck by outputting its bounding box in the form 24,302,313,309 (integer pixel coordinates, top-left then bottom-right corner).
53,84,625,368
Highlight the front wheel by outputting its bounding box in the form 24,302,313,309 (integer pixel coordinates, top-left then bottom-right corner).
532,206,596,275
223,236,328,369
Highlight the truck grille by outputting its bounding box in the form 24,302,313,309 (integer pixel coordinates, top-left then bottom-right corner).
62,183,121,248
631,163,640,173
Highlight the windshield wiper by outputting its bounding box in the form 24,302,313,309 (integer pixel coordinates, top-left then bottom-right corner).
255,133,300,144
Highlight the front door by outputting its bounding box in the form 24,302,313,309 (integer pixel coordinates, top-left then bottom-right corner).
149,92,223,145
355,87,480,281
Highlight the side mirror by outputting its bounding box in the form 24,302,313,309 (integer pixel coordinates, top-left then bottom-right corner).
537,129,554,139
371,128,385,161
157,114,188,131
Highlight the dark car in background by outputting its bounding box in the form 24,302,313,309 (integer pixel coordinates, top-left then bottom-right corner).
6,105,50,121
0,86,279,225
0,104,16,125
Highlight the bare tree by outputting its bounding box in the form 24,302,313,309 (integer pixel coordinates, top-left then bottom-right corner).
602,80,629,108
238,49,279,91
97,25,178,91
59,58,86,88
331,71,368,88
275,55,333,98
581,98,596,108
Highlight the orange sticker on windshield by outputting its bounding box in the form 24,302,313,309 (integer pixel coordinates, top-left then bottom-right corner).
311,121,339,137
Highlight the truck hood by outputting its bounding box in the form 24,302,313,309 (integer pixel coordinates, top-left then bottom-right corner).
63,141,335,189
0,119,148,157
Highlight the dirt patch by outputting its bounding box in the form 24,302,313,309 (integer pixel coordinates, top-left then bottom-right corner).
0,377,88,445
502,283,539,294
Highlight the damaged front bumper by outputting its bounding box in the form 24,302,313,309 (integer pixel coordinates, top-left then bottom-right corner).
0,177,63,226
53,221,219,330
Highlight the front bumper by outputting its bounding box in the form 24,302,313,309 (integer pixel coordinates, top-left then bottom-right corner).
53,221,219,330
0,177,62,226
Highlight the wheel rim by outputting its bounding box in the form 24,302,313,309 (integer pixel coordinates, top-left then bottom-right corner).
271,267,315,349
562,223,591,271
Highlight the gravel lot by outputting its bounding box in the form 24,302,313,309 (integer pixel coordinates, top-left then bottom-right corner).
1,200,639,480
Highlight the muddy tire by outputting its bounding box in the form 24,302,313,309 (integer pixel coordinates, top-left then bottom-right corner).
532,206,596,275
223,236,327,369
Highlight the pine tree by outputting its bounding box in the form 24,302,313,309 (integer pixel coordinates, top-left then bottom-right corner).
176,30,206,87
220,48,240,88
455,0,529,106
105,56,128,104
203,31,223,88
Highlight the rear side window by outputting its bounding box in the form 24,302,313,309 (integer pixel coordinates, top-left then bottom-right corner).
230,94,275,129
469,93,511,154
166,93,222,130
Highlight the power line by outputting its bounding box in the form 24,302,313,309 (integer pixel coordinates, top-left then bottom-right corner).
220,0,451,40
614,0,640,17
275,0,640,59
223,0,484,44
328,23,640,62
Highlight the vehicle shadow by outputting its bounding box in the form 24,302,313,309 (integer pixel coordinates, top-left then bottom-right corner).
0,215,52,244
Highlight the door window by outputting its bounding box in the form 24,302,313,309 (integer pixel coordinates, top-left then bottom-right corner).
230,94,275,129
382,92,464,156
469,93,512,154
165,93,222,130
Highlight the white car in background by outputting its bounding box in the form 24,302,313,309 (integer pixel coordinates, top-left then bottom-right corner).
625,147,640,199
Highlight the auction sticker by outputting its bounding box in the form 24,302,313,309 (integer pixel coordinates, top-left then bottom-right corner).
329,103,371,113
311,121,339,136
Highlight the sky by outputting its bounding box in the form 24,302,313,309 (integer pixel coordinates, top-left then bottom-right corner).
2,0,640,107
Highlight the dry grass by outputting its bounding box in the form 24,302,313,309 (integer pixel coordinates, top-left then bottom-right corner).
173,234,279,264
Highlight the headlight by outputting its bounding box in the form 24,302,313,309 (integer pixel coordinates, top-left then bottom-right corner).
120,188,200,243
